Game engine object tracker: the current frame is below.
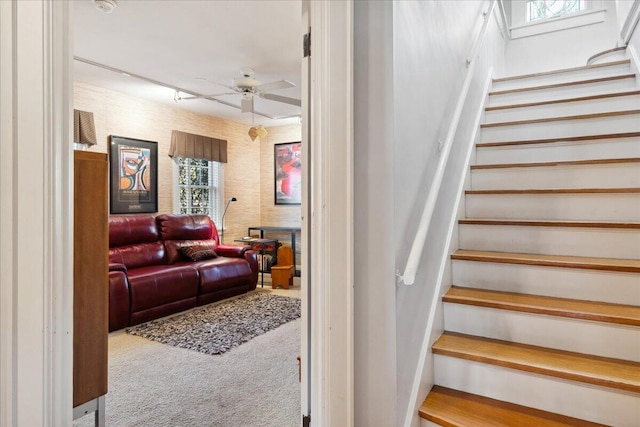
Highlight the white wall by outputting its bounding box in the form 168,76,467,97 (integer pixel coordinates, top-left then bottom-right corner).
393,1,505,426
353,2,397,426
504,0,620,75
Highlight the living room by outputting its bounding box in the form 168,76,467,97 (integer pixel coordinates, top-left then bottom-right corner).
73,0,304,425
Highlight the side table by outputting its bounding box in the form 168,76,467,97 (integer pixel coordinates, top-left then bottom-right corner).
234,238,279,287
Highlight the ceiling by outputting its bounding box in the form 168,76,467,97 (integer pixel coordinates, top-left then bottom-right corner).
73,0,302,127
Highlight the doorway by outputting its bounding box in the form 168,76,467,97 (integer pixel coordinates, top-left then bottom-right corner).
0,1,354,426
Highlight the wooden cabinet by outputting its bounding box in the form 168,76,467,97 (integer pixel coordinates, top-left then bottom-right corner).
73,151,108,422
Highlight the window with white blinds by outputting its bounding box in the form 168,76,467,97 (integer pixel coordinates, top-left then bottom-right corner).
176,158,222,224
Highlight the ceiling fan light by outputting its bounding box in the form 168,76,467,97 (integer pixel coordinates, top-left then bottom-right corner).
248,127,258,141
256,125,268,139
248,125,268,141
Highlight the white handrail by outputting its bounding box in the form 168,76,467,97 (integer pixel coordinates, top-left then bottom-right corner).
399,0,497,286
497,0,511,39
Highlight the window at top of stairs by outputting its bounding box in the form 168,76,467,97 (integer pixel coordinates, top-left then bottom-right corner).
526,0,585,22
510,0,606,39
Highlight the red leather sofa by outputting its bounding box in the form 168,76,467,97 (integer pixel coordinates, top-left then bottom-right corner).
108,214,258,331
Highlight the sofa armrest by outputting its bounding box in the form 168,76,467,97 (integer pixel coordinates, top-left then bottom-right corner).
216,244,249,258
109,262,127,273
244,250,259,286
109,270,130,331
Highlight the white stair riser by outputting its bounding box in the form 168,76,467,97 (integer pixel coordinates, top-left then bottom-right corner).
465,193,640,222
480,115,640,143
484,94,640,123
421,420,439,427
434,355,640,427
488,77,637,107
443,304,640,362
470,163,640,190
451,259,640,305
491,62,631,92
476,138,640,164
458,224,640,259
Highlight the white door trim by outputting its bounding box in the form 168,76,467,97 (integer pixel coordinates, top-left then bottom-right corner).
0,1,74,425
308,1,355,426
300,0,311,422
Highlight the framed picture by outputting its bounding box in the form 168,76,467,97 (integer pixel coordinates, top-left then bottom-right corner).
274,141,302,205
109,135,158,214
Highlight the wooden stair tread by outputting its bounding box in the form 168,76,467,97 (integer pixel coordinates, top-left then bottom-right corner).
471,157,640,170
587,47,628,66
444,286,640,326
466,188,640,195
481,109,640,128
493,59,630,83
486,90,640,112
433,332,640,393
477,131,640,148
419,386,608,427
451,250,640,273
489,74,635,96
459,219,640,229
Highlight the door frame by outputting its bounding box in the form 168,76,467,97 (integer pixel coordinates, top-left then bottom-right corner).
0,1,355,425
306,1,355,426
0,1,74,425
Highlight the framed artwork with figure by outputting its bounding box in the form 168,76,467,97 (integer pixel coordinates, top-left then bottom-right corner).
109,135,158,214
274,141,301,205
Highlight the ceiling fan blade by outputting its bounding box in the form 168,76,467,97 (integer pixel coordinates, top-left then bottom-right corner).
180,92,236,100
255,80,295,93
241,96,254,113
202,96,242,110
261,93,302,107
195,77,237,91
203,96,291,120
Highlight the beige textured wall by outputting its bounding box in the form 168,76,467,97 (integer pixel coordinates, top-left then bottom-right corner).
73,81,260,242
259,124,302,266
260,124,302,226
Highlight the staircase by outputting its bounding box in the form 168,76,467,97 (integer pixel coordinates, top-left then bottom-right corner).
419,52,640,426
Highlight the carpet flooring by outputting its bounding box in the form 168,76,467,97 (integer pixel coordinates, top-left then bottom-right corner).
74,290,301,427
126,292,301,355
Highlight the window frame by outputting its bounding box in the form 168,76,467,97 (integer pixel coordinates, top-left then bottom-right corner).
510,0,606,39
525,0,585,23
172,157,224,226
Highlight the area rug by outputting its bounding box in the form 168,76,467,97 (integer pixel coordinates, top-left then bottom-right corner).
126,292,301,355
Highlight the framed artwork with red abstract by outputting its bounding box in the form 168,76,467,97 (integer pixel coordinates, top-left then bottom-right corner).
109,135,158,214
274,141,302,205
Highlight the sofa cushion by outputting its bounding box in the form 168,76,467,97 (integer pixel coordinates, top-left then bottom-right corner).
195,257,253,294
180,245,217,262
109,241,166,269
109,215,159,248
156,214,219,241
127,264,199,313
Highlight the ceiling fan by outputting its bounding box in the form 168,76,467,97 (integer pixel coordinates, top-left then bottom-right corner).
174,67,301,115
